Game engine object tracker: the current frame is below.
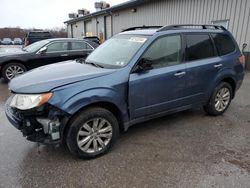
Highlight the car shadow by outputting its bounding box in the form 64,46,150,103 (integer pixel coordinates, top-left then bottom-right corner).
15,108,212,187
19,108,205,160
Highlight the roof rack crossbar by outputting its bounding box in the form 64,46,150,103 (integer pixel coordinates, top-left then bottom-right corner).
122,25,163,32
157,24,227,32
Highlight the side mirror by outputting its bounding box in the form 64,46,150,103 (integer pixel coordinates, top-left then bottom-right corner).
38,46,47,54
136,58,153,72
242,43,247,52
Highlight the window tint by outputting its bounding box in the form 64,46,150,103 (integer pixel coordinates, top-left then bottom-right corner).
185,34,215,61
71,42,92,50
142,35,181,68
29,32,51,37
47,42,68,52
212,34,236,56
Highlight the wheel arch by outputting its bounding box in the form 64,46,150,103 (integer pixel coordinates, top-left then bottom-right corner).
1,60,27,68
62,101,125,140
1,60,27,73
0,60,27,79
205,67,237,101
220,77,236,98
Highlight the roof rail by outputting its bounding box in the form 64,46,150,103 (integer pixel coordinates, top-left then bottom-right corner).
123,25,163,32
157,24,227,32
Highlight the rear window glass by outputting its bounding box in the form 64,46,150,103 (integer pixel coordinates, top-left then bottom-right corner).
47,42,68,52
185,34,215,61
29,32,51,37
71,42,92,50
212,34,236,56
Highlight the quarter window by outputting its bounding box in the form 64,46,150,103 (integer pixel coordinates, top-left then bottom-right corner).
142,35,182,68
47,42,68,52
212,34,236,56
185,34,215,61
71,42,92,50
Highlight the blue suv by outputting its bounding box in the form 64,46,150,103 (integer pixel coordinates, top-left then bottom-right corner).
5,25,245,158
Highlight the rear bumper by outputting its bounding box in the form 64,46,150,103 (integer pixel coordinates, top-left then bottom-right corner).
236,72,245,91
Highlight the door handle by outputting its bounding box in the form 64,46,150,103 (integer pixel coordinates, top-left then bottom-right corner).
174,71,186,77
61,54,69,57
214,64,222,68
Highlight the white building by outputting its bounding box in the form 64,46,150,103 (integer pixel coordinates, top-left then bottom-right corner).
64,0,250,68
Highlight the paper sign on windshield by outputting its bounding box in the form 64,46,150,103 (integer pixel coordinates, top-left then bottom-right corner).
129,37,147,43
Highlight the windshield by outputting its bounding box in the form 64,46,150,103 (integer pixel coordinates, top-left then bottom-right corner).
3,38,11,42
23,40,50,52
86,35,148,68
14,38,22,41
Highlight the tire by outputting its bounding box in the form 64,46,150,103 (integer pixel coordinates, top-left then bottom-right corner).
66,107,119,159
2,62,27,82
204,82,233,116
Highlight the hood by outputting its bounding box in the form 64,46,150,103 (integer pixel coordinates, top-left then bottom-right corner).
9,60,116,93
0,47,24,55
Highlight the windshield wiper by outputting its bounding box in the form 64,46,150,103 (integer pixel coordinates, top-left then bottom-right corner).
85,61,104,68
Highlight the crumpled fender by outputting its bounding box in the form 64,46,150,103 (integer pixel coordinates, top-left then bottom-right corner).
49,87,129,122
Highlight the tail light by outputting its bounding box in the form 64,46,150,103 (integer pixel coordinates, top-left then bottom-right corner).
24,39,29,47
239,53,245,66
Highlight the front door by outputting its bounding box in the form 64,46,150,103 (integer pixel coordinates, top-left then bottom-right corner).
34,41,70,68
129,34,186,119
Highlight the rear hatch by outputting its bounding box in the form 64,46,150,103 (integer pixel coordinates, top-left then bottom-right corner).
25,32,52,46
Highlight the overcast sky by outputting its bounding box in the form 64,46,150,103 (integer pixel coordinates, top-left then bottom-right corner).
0,0,128,29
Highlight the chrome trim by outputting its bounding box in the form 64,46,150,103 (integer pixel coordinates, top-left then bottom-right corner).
35,40,94,54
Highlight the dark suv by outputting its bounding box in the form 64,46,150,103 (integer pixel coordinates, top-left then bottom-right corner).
24,31,52,47
5,25,245,159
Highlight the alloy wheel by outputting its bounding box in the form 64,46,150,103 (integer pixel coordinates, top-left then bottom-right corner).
214,87,231,112
5,65,25,80
77,118,113,154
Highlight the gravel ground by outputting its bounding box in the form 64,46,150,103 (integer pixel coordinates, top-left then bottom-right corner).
0,72,249,188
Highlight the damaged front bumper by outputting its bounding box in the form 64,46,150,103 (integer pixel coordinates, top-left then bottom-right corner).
5,96,70,144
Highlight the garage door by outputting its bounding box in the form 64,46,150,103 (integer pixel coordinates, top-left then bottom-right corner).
85,20,93,37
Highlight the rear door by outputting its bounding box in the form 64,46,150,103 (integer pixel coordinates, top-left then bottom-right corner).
129,34,187,119
69,41,94,60
184,33,221,104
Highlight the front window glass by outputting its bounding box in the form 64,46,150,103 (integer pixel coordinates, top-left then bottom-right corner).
142,35,181,68
86,35,148,68
23,40,49,52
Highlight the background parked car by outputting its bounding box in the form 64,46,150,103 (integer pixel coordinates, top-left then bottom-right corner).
13,38,23,45
83,36,101,45
1,38,13,45
24,31,52,47
0,38,99,81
